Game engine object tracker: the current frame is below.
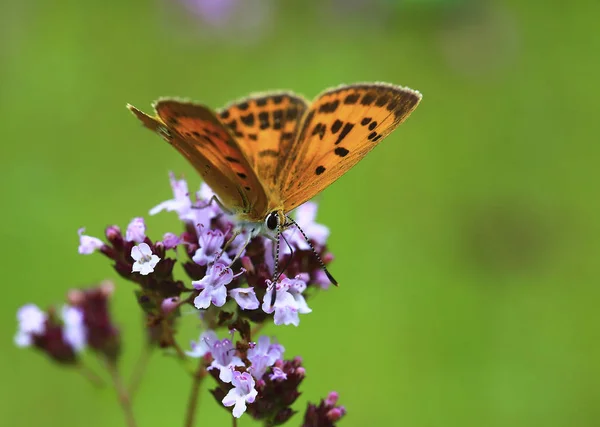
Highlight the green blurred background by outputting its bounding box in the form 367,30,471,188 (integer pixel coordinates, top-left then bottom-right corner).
2,0,599,425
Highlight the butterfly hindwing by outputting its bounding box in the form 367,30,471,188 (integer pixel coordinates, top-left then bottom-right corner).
217,93,309,197
278,83,422,212
128,101,268,220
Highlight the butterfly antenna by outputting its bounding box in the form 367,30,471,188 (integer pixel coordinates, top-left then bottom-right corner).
272,224,281,283
285,216,338,286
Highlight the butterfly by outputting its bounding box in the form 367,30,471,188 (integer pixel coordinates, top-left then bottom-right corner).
128,83,422,284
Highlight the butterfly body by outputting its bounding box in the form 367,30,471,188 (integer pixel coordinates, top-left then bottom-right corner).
128,83,421,231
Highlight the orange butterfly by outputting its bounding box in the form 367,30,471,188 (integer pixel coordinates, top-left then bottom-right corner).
128,83,422,283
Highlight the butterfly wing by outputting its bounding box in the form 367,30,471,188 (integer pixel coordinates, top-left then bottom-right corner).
128,100,269,221
278,83,422,212
216,93,309,198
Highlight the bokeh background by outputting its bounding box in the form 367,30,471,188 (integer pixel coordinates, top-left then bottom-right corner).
2,0,599,426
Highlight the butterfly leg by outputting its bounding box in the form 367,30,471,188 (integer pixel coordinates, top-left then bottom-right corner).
229,231,254,265
215,225,258,266
214,229,241,264
193,195,233,215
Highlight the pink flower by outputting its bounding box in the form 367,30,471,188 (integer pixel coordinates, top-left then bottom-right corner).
222,371,258,418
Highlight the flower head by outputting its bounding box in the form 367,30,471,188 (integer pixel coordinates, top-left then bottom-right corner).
61,306,86,351
244,357,306,424
78,228,104,255
193,228,231,266
262,277,311,326
131,243,160,275
187,330,218,358
222,371,258,418
15,304,86,364
269,366,287,382
192,262,234,309
161,296,180,315
67,282,119,361
125,217,146,243
162,232,182,249
247,336,284,379
229,287,259,310
208,338,244,383
302,391,347,426
15,304,47,347
149,172,194,221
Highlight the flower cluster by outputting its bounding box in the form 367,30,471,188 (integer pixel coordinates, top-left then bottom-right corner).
78,172,334,330
194,333,301,420
16,172,345,425
15,281,117,364
303,392,347,427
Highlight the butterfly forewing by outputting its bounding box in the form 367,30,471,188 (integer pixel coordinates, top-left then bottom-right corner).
278,83,422,212
217,93,309,198
128,101,268,221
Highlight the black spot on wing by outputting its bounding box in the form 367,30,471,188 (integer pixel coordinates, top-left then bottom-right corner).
334,123,354,145
318,99,339,113
315,166,326,175
241,113,255,127
344,93,360,104
258,111,270,130
375,95,389,107
311,123,326,140
273,109,283,130
334,147,349,157
331,119,343,134
225,156,240,164
286,107,299,120
360,92,376,106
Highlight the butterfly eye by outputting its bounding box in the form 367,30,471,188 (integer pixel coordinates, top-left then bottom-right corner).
265,211,279,231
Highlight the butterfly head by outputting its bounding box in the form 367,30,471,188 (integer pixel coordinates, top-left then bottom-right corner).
264,210,286,233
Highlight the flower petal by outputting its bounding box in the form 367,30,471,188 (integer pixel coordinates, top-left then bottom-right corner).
222,388,240,407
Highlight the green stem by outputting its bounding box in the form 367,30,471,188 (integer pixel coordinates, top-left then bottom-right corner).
184,358,207,427
128,344,152,399
76,362,105,388
105,360,138,427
